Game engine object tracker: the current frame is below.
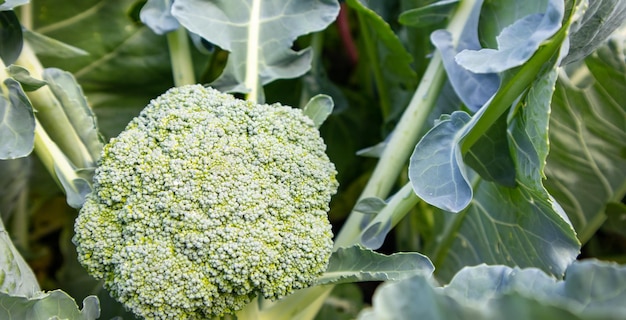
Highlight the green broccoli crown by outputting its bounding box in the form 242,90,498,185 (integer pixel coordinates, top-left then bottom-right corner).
73,85,338,319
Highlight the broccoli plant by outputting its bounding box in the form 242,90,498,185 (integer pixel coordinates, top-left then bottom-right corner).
1,0,626,320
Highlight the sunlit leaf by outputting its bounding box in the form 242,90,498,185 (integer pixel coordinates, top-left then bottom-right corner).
456,0,564,73
140,0,179,35
172,0,340,96
412,51,579,281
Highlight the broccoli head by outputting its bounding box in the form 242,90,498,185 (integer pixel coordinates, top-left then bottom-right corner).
73,85,338,319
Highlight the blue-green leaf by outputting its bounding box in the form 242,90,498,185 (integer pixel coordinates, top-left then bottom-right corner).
431,29,499,112
456,0,564,73
428,0,499,111
359,260,626,320
0,78,35,159
463,112,516,187
317,245,434,285
140,0,179,35
0,290,100,320
172,0,340,96
431,65,578,281
408,111,472,213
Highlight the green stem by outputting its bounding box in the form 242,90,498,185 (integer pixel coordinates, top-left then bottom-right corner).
16,43,94,169
32,118,81,190
167,26,196,86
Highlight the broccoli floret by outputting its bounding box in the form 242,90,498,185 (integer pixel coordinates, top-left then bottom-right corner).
73,85,338,319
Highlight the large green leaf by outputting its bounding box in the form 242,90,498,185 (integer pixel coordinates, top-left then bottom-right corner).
30,0,183,140
358,260,626,320
33,0,173,91
544,38,626,242
172,0,340,100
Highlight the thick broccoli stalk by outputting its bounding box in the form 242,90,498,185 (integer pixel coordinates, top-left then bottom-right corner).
73,85,338,319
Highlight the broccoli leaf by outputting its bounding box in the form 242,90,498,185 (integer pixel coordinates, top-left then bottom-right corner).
172,0,340,99
140,0,179,35
6,65,47,91
563,0,626,64
358,260,626,320
544,38,626,242
317,245,434,285
456,0,564,73
0,78,35,160
0,217,40,297
428,0,499,112
410,20,580,280
408,111,472,213
0,290,100,320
